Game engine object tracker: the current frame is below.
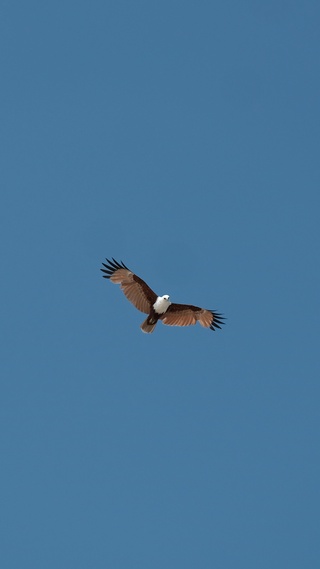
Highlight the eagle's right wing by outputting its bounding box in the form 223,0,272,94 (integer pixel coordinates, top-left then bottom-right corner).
160,303,224,331
101,258,157,314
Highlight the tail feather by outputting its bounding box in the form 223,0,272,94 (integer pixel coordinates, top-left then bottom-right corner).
140,317,157,334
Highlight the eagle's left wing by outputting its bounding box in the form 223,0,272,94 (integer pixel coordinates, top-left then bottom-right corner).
160,303,224,331
101,258,157,314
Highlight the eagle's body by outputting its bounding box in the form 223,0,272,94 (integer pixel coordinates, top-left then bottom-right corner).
101,258,224,334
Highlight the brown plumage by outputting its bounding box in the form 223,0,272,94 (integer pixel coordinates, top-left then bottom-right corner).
101,258,225,334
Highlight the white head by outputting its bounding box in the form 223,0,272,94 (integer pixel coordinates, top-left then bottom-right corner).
153,294,171,314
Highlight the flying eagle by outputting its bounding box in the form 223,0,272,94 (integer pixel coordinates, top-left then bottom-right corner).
101,258,225,334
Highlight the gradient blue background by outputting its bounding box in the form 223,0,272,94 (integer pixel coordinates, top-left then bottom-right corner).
1,1,319,567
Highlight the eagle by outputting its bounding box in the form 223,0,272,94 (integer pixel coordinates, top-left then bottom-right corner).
101,258,225,334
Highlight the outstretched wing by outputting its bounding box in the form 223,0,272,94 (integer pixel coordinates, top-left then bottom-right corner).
160,303,225,331
101,258,157,314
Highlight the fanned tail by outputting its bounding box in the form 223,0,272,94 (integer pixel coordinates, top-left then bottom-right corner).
140,317,157,334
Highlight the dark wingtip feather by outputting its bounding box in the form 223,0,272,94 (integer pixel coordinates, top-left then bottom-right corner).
101,257,130,278
100,267,111,278
209,310,226,331
107,258,121,269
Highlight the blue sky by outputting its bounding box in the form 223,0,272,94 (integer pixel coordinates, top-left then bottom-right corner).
1,1,320,567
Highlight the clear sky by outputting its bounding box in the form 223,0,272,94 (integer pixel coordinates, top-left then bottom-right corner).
1,1,320,568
